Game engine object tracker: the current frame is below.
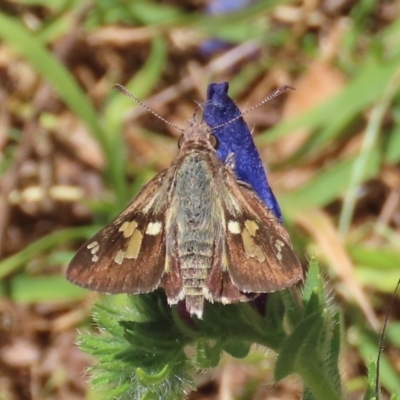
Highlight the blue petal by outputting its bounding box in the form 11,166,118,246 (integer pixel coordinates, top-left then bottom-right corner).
203,82,283,223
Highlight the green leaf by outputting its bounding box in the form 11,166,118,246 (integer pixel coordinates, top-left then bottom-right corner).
302,259,324,304
386,322,400,347
275,312,323,380
364,361,377,400
196,340,222,368
279,151,380,217
136,364,173,386
348,245,400,270
222,339,251,359
129,2,184,25
11,275,86,302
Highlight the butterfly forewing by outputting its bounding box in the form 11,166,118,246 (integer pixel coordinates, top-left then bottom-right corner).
217,170,303,294
67,171,169,294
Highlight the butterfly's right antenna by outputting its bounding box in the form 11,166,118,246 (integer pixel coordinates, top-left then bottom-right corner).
113,84,185,134
209,85,294,132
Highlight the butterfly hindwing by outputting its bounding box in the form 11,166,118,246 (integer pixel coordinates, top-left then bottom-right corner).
66,171,169,294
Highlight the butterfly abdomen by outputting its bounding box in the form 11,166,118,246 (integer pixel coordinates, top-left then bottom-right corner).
172,152,220,318
179,239,213,318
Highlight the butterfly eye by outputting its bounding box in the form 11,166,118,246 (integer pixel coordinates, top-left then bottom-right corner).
209,134,219,149
178,135,184,149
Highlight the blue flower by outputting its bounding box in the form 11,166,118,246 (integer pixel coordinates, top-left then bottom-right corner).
203,82,283,222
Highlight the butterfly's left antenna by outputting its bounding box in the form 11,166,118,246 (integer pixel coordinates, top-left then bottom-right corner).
208,85,294,132
113,84,185,134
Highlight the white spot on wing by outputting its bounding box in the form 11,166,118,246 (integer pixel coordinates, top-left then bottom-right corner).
228,220,241,234
90,245,99,255
274,239,284,261
145,221,162,235
88,241,100,256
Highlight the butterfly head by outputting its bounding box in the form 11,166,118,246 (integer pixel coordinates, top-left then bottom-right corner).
177,120,219,151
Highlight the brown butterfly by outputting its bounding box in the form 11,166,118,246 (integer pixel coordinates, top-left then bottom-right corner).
67,96,302,319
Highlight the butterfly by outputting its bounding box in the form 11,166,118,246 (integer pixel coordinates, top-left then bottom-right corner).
67,90,302,319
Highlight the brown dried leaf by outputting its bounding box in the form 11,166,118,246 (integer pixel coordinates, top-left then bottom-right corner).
278,61,346,158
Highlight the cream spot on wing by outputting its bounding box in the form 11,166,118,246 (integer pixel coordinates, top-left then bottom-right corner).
145,221,162,235
245,220,259,237
274,239,284,261
114,250,125,265
242,230,265,262
92,255,99,262
119,221,129,231
228,220,241,234
88,241,100,255
87,241,98,250
125,229,143,259
119,220,138,238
